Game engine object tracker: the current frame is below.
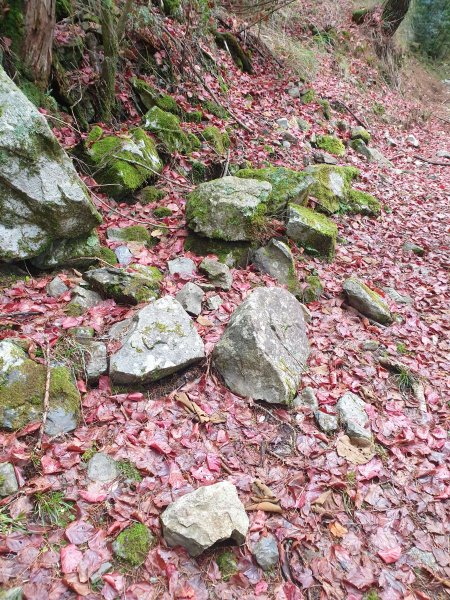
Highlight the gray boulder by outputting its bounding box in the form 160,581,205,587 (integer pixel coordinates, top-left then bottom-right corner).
0,340,80,433
185,176,272,241
83,265,162,304
46,276,69,298
161,481,249,557
251,239,296,288
349,139,392,167
213,287,309,405
253,535,279,571
87,453,118,482
0,462,19,497
286,205,337,261
199,258,233,290
337,392,372,447
0,67,101,262
175,282,204,316
110,296,205,385
343,277,393,325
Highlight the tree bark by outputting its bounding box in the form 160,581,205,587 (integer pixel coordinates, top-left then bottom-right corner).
382,0,411,36
23,0,56,88
99,0,118,121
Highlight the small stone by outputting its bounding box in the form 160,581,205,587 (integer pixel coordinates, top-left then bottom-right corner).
406,134,419,147
175,283,204,316
114,246,133,266
252,239,296,288
293,386,318,410
112,523,154,566
346,421,372,447
343,277,393,325
276,117,289,129
287,86,300,98
87,453,118,482
161,481,249,557
90,562,113,584
282,131,298,144
301,275,324,304
68,327,95,339
68,285,103,314
408,547,438,569
436,150,450,159
82,341,108,383
383,287,413,305
253,535,279,571
297,118,311,131
0,463,19,497
312,151,338,165
199,258,233,290
46,276,69,298
207,295,223,310
168,257,196,277
361,340,380,351
314,410,338,433
282,140,291,149
349,139,392,167
403,241,425,256
337,392,372,446
351,126,371,144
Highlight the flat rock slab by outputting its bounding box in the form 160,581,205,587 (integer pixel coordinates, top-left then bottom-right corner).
251,239,295,287
161,481,249,557
110,296,205,385
213,287,309,404
186,176,272,241
87,453,118,482
343,277,393,325
286,204,337,261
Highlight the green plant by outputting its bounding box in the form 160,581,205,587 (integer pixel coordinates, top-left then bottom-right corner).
117,460,142,482
394,367,416,393
372,102,385,116
364,591,380,600
346,471,356,487
82,444,97,462
34,491,75,527
0,507,28,535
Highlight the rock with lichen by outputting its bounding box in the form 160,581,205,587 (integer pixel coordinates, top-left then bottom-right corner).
83,265,162,304
304,164,360,213
0,462,19,497
143,106,200,154
251,239,297,289
313,134,346,156
0,340,80,433
31,231,102,270
0,66,101,262
343,277,393,324
286,205,337,261
186,176,272,241
112,523,155,566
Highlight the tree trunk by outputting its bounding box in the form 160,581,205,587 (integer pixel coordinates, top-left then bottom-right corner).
23,0,56,88
99,0,118,121
382,0,411,36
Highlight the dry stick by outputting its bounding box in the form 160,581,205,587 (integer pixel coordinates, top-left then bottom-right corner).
414,155,450,167
36,341,51,451
0,311,41,318
329,99,368,129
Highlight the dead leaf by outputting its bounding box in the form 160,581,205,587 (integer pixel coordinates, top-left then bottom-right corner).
246,501,283,513
329,521,348,538
175,392,226,424
313,489,333,505
196,315,214,327
336,435,375,465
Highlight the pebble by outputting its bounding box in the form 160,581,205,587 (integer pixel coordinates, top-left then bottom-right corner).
46,276,69,298
0,463,19,497
314,410,338,434
253,535,279,571
87,453,118,483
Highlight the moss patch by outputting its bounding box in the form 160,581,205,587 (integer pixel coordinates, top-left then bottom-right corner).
351,126,371,144
202,126,230,155
216,550,238,581
143,106,200,154
302,275,324,303
108,225,150,242
153,206,172,218
344,189,381,216
214,32,252,73
305,164,360,213
203,100,229,119
140,186,165,204
113,523,154,566
315,135,345,156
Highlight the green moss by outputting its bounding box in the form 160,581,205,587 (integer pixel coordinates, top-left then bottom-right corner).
235,166,313,215
302,275,324,303
372,102,385,116
87,127,163,199
318,99,331,120
203,100,229,119
153,206,172,218
351,126,371,144
352,8,370,24
305,164,360,213
288,204,337,261
113,523,154,566
202,126,230,155
140,186,165,204
344,189,381,216
143,106,198,154
86,125,103,144
20,81,58,112
190,160,208,184
184,110,203,123
300,89,316,104
162,0,181,17
216,551,238,581
315,135,345,156
111,226,150,242
0,360,80,431
65,303,84,317
0,0,24,56
98,246,118,265
31,231,102,270
184,234,252,267
117,460,142,482
214,32,252,73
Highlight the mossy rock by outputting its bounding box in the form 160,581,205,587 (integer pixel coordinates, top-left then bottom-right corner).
31,231,101,270
286,204,337,261
83,265,163,305
184,233,252,267
98,246,118,265
343,277,392,324
202,126,230,155
153,206,172,218
214,31,252,73
143,106,200,154
352,8,370,24
131,77,182,116
318,99,331,120
302,275,324,303
106,225,150,243
85,127,163,199
184,110,203,123
203,100,229,119
300,89,316,104
162,0,182,18
20,80,59,112
112,523,155,566
314,135,345,156
140,186,165,204
351,126,371,144
344,189,381,216
216,550,238,581
305,164,360,213
235,166,314,215
0,340,80,433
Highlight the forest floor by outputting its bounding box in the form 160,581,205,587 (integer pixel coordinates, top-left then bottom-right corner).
0,5,449,599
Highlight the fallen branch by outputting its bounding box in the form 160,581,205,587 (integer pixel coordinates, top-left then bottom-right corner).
0,311,42,319
329,99,368,129
36,341,51,451
414,155,450,166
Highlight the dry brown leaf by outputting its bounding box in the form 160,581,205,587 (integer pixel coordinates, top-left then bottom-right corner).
175,393,226,424
246,501,283,513
336,435,375,465
329,521,348,538
253,479,277,500
312,489,332,505
196,315,214,327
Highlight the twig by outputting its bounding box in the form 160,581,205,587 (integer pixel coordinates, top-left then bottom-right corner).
329,99,368,129
0,311,42,319
414,155,450,166
36,341,51,451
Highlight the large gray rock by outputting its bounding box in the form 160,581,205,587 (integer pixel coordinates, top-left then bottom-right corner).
161,481,249,557
0,340,80,433
251,239,296,287
336,392,372,447
110,296,205,385
0,67,101,262
83,265,162,305
213,287,309,404
185,176,272,241
0,462,19,497
343,277,393,325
